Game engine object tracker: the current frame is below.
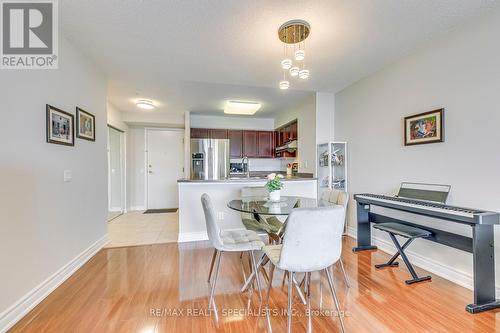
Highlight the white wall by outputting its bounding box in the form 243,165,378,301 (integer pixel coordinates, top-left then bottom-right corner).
0,37,107,329
127,126,146,210
107,102,128,132
315,92,335,144
335,7,500,292
275,94,316,174
190,114,274,130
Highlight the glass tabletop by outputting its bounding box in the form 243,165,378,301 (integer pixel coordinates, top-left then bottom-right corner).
227,196,325,216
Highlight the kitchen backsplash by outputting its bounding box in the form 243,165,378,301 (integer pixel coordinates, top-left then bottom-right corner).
230,158,284,172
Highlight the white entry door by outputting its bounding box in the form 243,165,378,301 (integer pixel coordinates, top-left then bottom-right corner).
146,128,184,209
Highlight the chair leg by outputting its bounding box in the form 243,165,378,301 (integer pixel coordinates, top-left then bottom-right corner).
287,271,294,333
325,268,346,333
207,249,217,283
266,263,276,305
338,259,351,288
250,250,263,301
293,275,307,305
208,251,222,321
306,272,312,333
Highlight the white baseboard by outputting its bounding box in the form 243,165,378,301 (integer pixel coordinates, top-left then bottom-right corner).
128,206,145,211
0,235,109,333
347,226,500,297
178,231,208,243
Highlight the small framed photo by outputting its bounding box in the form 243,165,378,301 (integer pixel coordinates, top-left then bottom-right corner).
404,108,444,146
46,104,74,146
76,107,96,141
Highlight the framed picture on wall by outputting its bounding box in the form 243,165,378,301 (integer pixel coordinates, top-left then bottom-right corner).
46,104,75,146
404,108,444,146
76,107,96,141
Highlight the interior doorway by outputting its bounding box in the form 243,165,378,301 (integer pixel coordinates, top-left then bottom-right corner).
107,125,125,221
146,128,185,210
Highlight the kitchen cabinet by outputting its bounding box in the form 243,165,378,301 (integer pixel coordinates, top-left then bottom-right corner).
257,131,274,158
289,121,298,140
228,130,243,158
209,129,228,139
190,128,209,139
242,131,258,157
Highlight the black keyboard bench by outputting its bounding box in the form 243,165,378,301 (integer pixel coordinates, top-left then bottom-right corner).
373,222,432,284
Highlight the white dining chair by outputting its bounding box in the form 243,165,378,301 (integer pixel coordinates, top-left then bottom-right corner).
262,206,347,333
320,188,351,288
201,194,265,320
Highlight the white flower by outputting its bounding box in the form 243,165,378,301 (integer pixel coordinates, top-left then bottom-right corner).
267,173,276,180
277,174,284,178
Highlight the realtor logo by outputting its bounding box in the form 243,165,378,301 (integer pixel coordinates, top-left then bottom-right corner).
1,0,58,69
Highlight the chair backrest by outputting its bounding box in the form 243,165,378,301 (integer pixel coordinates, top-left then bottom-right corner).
201,193,225,250
241,186,268,198
278,206,345,272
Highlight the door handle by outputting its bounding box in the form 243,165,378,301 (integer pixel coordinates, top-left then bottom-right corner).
149,171,153,174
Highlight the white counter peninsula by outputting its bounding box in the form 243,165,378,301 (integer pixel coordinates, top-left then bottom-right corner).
177,175,317,242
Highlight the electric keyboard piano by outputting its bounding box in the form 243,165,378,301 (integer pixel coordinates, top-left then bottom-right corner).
353,184,500,314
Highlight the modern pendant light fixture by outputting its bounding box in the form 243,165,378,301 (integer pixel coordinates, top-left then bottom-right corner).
278,19,310,89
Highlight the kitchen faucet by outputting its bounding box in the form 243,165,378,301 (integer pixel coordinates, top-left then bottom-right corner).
242,156,249,178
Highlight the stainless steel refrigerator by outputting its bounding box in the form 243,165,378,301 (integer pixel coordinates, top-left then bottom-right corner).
190,139,230,180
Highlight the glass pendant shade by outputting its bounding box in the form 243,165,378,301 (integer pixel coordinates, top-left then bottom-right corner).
281,59,292,70
299,69,310,79
290,66,299,76
295,49,305,61
279,80,290,90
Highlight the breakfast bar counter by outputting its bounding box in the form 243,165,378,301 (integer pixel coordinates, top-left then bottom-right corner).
177,175,317,242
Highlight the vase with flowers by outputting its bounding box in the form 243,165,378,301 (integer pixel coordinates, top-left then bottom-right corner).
266,173,284,202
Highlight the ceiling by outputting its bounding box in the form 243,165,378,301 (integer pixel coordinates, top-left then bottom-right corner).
60,0,498,118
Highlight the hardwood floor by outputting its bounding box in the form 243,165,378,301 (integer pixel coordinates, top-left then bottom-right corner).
9,237,500,332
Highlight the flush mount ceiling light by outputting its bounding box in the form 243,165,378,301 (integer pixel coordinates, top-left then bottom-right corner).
224,101,262,115
278,19,310,89
136,99,155,110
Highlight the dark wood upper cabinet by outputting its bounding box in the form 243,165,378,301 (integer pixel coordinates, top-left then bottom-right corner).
190,128,209,139
289,121,298,140
257,131,274,158
242,131,258,158
228,130,243,158
209,129,228,139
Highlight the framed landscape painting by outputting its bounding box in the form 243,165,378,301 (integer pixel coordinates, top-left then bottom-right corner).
76,107,96,141
404,109,444,146
46,104,74,146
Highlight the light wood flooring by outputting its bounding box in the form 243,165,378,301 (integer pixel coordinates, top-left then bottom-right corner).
8,237,500,332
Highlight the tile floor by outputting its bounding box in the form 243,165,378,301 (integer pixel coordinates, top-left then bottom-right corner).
106,211,179,248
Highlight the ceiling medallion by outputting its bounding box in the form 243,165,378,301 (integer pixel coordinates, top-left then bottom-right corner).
278,20,311,89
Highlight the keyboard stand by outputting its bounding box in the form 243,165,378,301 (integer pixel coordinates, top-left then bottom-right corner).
353,199,500,314
352,202,377,252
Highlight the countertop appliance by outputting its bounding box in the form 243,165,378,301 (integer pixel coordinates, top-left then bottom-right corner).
191,139,230,180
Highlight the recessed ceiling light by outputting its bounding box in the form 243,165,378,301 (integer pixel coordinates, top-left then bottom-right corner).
136,99,155,110
224,101,262,115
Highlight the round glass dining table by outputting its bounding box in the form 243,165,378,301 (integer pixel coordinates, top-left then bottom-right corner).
227,195,323,217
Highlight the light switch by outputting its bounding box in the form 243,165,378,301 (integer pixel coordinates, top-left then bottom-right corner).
217,212,224,220
64,170,72,182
